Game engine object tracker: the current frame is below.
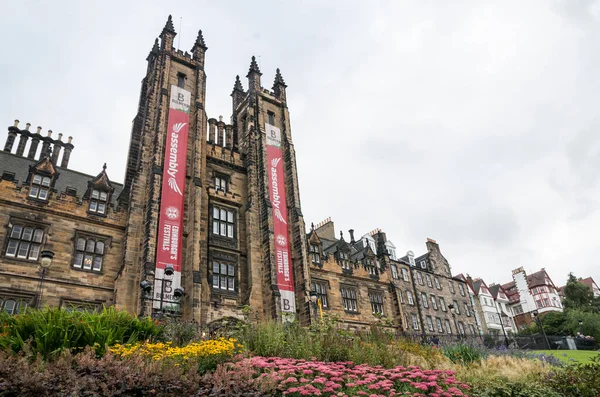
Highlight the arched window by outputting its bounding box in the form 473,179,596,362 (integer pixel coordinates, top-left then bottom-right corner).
73,235,106,272
5,224,45,260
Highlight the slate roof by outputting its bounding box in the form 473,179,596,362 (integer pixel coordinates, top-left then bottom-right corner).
0,151,123,206
489,284,501,300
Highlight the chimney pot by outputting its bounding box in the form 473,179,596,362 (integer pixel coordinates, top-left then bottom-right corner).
349,229,355,243
36,126,42,134
25,123,31,131
13,120,19,127
47,130,52,137
68,136,73,144
219,115,223,122
57,133,63,141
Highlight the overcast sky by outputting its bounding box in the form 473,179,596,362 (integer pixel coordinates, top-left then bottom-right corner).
2,1,599,288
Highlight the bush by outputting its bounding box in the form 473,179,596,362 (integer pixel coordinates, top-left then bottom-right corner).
442,343,486,365
469,379,563,397
0,307,163,359
547,355,600,397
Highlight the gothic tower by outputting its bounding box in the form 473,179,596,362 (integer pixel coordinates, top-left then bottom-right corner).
115,16,310,325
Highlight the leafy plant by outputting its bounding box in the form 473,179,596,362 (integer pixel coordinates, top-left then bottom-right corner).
442,343,486,365
547,355,600,397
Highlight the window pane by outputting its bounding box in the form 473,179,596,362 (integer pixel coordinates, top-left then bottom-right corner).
212,274,219,288
93,257,102,271
212,220,219,234
95,241,104,255
220,209,226,221
228,277,235,290
86,240,95,253
38,188,48,200
99,192,107,201
29,186,39,198
41,177,51,187
76,238,86,251
89,201,97,211
17,243,29,258
228,264,235,276
213,207,219,219
92,190,99,199
74,252,83,268
28,244,40,260
97,203,106,213
6,240,18,257
220,222,227,236
221,264,227,274
4,299,16,314
33,229,43,243
227,211,234,223
220,276,227,289
83,254,93,270
33,175,41,184
22,227,33,241
213,262,220,274
227,224,233,238
10,226,22,239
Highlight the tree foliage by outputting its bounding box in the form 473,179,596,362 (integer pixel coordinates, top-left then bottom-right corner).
563,273,598,312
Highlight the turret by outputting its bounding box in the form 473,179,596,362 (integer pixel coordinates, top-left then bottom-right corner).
246,55,262,93
159,15,176,51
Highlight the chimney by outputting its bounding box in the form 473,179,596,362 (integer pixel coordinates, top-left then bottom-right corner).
40,130,53,159
208,118,217,143
4,119,19,153
27,126,42,159
348,229,355,243
60,136,74,168
217,116,225,146
51,133,63,164
426,238,439,253
15,124,30,156
314,217,335,240
225,124,233,149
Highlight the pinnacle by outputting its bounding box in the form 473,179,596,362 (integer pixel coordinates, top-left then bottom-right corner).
162,15,176,35
192,29,207,51
273,68,287,87
233,75,244,92
247,55,262,76
152,38,159,52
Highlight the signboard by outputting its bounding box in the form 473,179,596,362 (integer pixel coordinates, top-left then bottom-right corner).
265,123,296,317
153,85,191,309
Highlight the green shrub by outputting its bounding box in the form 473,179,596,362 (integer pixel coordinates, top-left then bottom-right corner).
442,343,486,365
470,379,563,397
0,307,163,359
547,355,600,397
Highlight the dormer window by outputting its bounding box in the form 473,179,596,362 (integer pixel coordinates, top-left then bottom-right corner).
309,244,320,264
365,258,377,276
339,251,350,270
29,174,51,200
89,190,108,214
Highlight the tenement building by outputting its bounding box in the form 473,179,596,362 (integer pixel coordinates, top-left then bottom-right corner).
0,16,479,336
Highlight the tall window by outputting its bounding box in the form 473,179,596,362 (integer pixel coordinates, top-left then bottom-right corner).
434,277,441,289
0,296,31,315
430,295,438,310
311,281,328,308
468,324,476,335
426,274,433,288
365,258,377,276
436,317,444,333
212,206,235,238
449,282,455,294
5,224,44,260
416,272,424,285
464,302,471,317
29,174,51,200
341,287,358,312
177,73,186,88
458,283,466,296
421,292,429,308
73,236,105,272
369,291,384,314
89,189,108,214
339,252,350,270
439,297,447,312
268,111,275,125
453,300,460,314
406,290,414,305
411,314,419,330
214,175,228,192
401,268,409,281
391,264,399,279
444,319,452,334
457,321,466,335
309,244,320,264
212,261,235,291
398,290,404,303
426,315,434,331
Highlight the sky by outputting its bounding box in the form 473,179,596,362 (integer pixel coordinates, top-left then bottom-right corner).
1,0,599,288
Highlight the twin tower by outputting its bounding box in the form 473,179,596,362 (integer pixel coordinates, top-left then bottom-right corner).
114,16,311,325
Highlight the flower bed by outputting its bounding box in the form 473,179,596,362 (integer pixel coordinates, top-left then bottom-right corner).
214,356,471,397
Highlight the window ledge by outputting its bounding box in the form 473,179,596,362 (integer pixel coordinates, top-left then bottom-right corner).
87,211,108,218
71,267,104,275
26,196,49,205
2,256,40,265
344,310,361,315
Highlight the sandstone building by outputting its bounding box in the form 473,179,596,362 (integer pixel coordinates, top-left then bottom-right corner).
0,16,481,336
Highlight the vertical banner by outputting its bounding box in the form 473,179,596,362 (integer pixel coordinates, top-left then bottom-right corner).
153,85,191,310
265,123,296,317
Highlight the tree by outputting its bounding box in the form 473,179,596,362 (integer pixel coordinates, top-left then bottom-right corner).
563,273,597,312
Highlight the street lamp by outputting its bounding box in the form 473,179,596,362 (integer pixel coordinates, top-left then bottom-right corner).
140,276,185,317
36,250,55,309
532,311,551,350
309,290,318,322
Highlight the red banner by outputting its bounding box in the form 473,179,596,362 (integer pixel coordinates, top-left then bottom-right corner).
266,123,296,317
153,85,191,310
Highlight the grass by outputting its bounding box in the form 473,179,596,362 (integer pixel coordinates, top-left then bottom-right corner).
532,349,600,364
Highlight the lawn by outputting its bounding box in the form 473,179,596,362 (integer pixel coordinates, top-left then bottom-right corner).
532,349,600,364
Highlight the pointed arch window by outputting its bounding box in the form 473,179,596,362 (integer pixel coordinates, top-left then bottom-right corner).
29,174,51,200
89,189,108,214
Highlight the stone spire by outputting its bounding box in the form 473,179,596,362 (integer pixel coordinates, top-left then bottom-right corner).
162,15,176,35
233,75,244,92
246,56,262,92
273,68,286,87
272,68,287,102
191,29,208,65
159,15,177,50
247,55,262,76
